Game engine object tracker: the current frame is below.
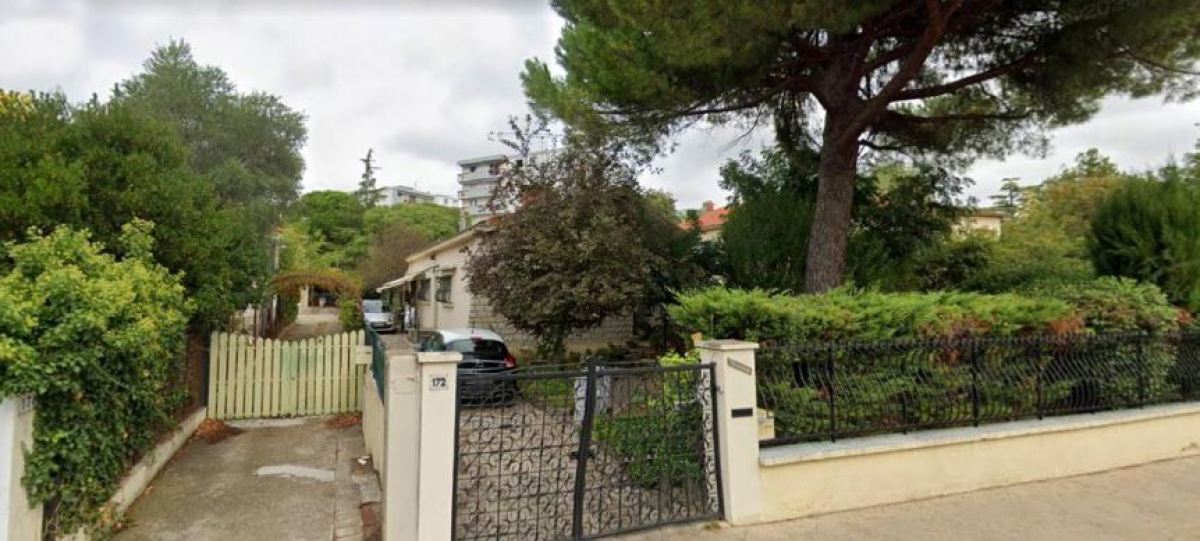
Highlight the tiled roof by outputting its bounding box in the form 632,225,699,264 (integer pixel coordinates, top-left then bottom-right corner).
681,201,729,232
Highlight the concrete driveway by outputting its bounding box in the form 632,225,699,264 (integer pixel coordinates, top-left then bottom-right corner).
116,417,373,541
621,455,1200,541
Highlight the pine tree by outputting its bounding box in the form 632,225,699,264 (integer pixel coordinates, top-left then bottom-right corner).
524,0,1200,292
989,178,1022,213
356,148,381,208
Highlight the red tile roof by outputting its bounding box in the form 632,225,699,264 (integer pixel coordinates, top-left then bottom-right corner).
681,201,729,232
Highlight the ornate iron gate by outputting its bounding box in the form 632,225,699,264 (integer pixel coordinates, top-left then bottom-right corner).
452,360,723,540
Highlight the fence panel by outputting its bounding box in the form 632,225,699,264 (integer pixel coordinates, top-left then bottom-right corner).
453,360,722,541
207,331,365,420
758,332,1200,446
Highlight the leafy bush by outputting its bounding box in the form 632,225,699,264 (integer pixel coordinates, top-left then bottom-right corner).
593,405,705,489
340,300,364,331
0,222,191,535
593,350,707,489
1090,178,1200,310
956,151,1135,293
965,234,1095,293
668,287,1075,343
1024,277,1180,334
900,234,994,291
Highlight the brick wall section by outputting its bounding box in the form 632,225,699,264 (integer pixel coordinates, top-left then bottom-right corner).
468,298,634,354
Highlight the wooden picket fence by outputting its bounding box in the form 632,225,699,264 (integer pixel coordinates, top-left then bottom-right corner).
207,331,367,420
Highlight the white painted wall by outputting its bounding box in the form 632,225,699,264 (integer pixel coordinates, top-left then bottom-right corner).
1,396,40,541
407,239,473,332
362,369,386,476
758,402,1200,522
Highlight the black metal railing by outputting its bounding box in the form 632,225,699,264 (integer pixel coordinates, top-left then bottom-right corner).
757,331,1200,447
364,325,387,401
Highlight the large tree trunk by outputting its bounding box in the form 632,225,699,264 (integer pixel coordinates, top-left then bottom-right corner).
804,125,860,293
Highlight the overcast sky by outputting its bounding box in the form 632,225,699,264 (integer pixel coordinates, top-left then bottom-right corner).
5,0,1200,209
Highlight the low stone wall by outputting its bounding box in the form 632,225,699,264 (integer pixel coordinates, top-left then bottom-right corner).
361,370,386,476
467,299,633,353
107,407,207,519
757,403,1200,522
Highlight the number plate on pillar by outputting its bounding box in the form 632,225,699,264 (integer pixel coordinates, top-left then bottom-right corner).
731,407,754,418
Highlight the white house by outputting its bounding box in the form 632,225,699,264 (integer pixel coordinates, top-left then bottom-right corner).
377,225,633,353
957,208,1006,236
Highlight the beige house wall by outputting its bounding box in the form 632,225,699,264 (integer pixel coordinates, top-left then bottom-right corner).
404,233,635,353
407,238,473,331
757,402,1200,523
467,297,634,354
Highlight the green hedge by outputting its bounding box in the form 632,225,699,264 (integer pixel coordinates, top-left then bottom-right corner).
668,287,1076,343
670,284,1186,442
1023,277,1180,334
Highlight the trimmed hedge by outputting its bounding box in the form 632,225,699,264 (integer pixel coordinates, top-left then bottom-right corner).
668,287,1076,344
670,284,1188,443
1023,277,1180,334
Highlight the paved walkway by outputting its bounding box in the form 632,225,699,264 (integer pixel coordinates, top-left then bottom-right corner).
117,418,371,541
622,455,1200,541
278,308,343,340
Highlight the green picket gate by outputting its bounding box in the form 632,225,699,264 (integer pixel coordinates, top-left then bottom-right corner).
206,331,367,420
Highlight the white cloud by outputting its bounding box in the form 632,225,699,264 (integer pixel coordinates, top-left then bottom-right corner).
2,2,1198,211
0,18,86,83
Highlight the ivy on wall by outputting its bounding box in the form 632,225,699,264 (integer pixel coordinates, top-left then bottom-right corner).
0,221,192,536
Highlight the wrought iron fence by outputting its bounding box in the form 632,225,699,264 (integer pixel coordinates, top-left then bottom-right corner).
757,331,1200,447
452,359,722,540
364,325,387,401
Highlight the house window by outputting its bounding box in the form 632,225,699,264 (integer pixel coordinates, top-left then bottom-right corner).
436,274,453,303
416,278,431,301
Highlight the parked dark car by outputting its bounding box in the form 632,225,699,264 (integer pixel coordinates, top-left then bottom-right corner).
418,328,517,403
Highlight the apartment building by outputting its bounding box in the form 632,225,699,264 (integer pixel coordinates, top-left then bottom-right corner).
376,184,458,208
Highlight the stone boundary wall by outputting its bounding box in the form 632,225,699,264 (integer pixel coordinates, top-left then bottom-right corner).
757,402,1200,522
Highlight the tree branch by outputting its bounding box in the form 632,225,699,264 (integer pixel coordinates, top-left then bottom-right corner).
595,95,771,118
892,52,1039,101
596,74,809,118
1122,48,1200,76
858,139,909,152
886,109,1030,124
862,43,915,75
838,0,964,146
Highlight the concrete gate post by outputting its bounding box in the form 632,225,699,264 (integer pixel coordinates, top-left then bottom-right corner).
1,395,41,541
415,352,459,541
382,351,460,541
382,353,419,541
698,340,763,525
